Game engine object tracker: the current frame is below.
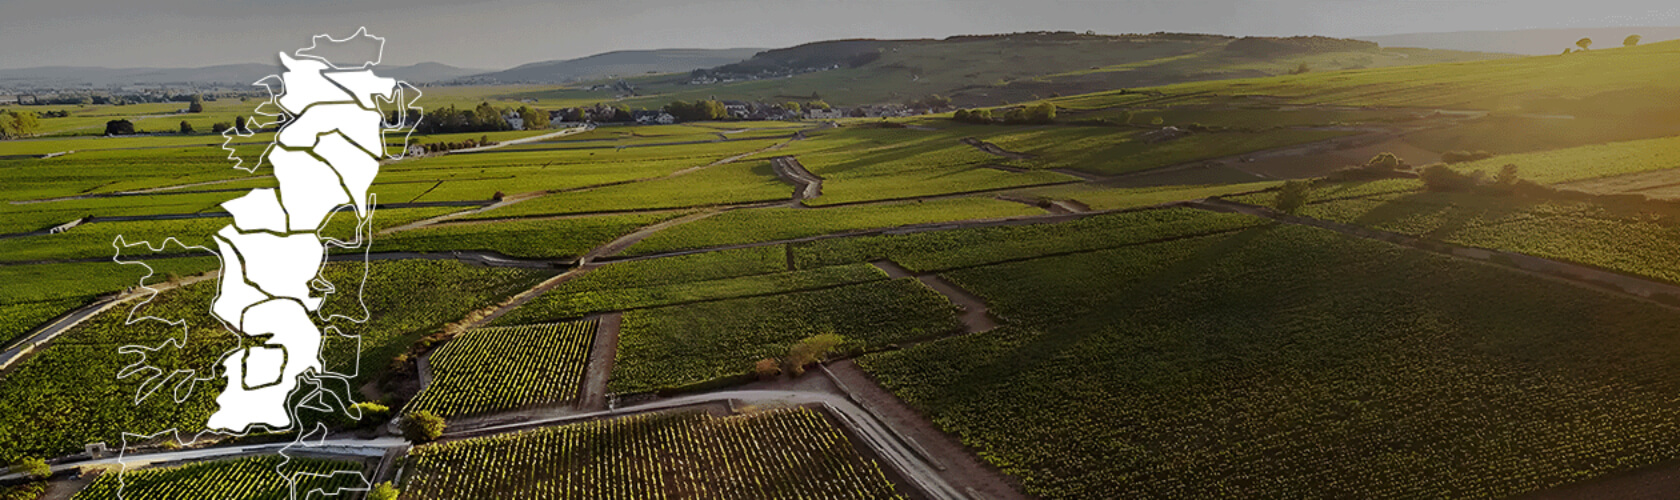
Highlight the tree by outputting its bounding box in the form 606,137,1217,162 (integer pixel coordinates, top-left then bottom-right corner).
367,482,401,500
1495,164,1520,185
784,333,846,376
754,358,782,380
0,110,41,139
401,411,446,442
1576,37,1593,51
1275,179,1313,214
188,94,205,113
1290,62,1311,75
518,106,550,130
806,100,832,110
783,101,802,115
233,115,248,134
1025,102,1057,124
10,456,50,480
105,119,135,136
179,120,194,134
0,112,13,140
1366,152,1403,170
211,122,233,134
1625,34,1643,47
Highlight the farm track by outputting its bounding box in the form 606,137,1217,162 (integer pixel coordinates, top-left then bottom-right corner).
770,155,823,205
870,260,998,333
578,312,621,411
959,137,1033,160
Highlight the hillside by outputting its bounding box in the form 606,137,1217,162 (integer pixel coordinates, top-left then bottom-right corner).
465,48,764,84
512,32,1508,107
1360,26,1680,55
0,61,486,87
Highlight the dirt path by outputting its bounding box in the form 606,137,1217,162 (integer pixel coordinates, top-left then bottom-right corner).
1190,198,1680,309
581,211,722,263
579,312,622,411
770,155,822,204
825,360,1028,500
870,261,998,334
960,137,1033,160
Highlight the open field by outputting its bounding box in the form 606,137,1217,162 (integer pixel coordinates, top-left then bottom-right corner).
401,407,908,499
861,223,1680,497
405,320,597,418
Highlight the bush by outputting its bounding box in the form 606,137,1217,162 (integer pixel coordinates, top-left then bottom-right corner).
211,122,232,134
1441,150,1495,164
179,120,193,134
104,119,135,136
754,358,782,380
10,456,49,480
367,481,401,500
784,333,846,376
1495,164,1520,185
1275,180,1313,214
401,411,447,442
1420,164,1482,192
1366,152,1403,170
952,108,992,124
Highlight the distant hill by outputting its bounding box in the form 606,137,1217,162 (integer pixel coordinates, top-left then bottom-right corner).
466,48,764,84
518,32,1508,108
0,62,487,87
1358,27,1680,55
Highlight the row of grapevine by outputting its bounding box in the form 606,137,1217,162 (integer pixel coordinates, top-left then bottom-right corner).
405,319,597,418
402,407,906,499
72,456,366,500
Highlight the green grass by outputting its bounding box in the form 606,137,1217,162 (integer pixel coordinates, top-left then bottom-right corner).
794,207,1266,273
404,320,596,418
499,263,888,324
861,223,1680,497
624,197,1043,256
401,407,907,499
610,278,962,393
463,160,791,219
71,455,367,500
0,260,549,462
791,127,1076,205
379,211,687,260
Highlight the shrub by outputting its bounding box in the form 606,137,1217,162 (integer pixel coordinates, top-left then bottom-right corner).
1626,34,1643,47
784,333,846,376
1275,180,1314,214
754,358,782,380
179,120,193,134
104,119,135,136
211,122,232,134
10,456,50,480
1420,164,1481,192
401,411,447,442
1495,164,1521,185
368,481,401,500
1366,152,1403,170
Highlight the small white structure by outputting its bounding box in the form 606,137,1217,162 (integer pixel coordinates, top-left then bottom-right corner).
503,110,525,131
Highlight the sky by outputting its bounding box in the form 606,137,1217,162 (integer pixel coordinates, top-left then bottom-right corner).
2,0,1679,70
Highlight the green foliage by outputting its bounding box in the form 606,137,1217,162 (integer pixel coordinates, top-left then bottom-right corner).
403,411,447,442
1626,34,1642,47
0,110,41,139
1275,179,1314,214
1577,37,1594,50
1366,152,1403,170
404,321,596,418
784,333,846,375
382,211,686,259
368,482,400,500
402,408,906,499
0,481,45,500
71,456,363,499
103,119,134,136
499,264,887,324
665,100,727,121
1420,164,1481,191
610,279,962,393
861,224,1680,497
516,105,550,130
9,457,48,480
471,161,789,219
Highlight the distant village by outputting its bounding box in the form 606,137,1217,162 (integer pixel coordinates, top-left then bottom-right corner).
544,100,937,128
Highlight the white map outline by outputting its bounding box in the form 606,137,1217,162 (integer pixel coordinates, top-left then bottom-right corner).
107,27,420,500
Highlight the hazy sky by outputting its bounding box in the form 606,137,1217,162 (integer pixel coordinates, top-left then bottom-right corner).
2,0,1678,70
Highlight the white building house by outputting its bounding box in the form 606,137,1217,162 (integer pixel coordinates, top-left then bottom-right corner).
503,110,525,131
806,108,844,120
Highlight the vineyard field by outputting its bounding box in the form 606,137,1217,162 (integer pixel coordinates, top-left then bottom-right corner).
461,160,790,219
794,207,1267,273
860,223,1680,497
0,260,549,462
72,456,367,500
623,198,1043,256
405,320,598,418
380,211,688,259
611,278,962,393
497,263,888,325
401,407,908,499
